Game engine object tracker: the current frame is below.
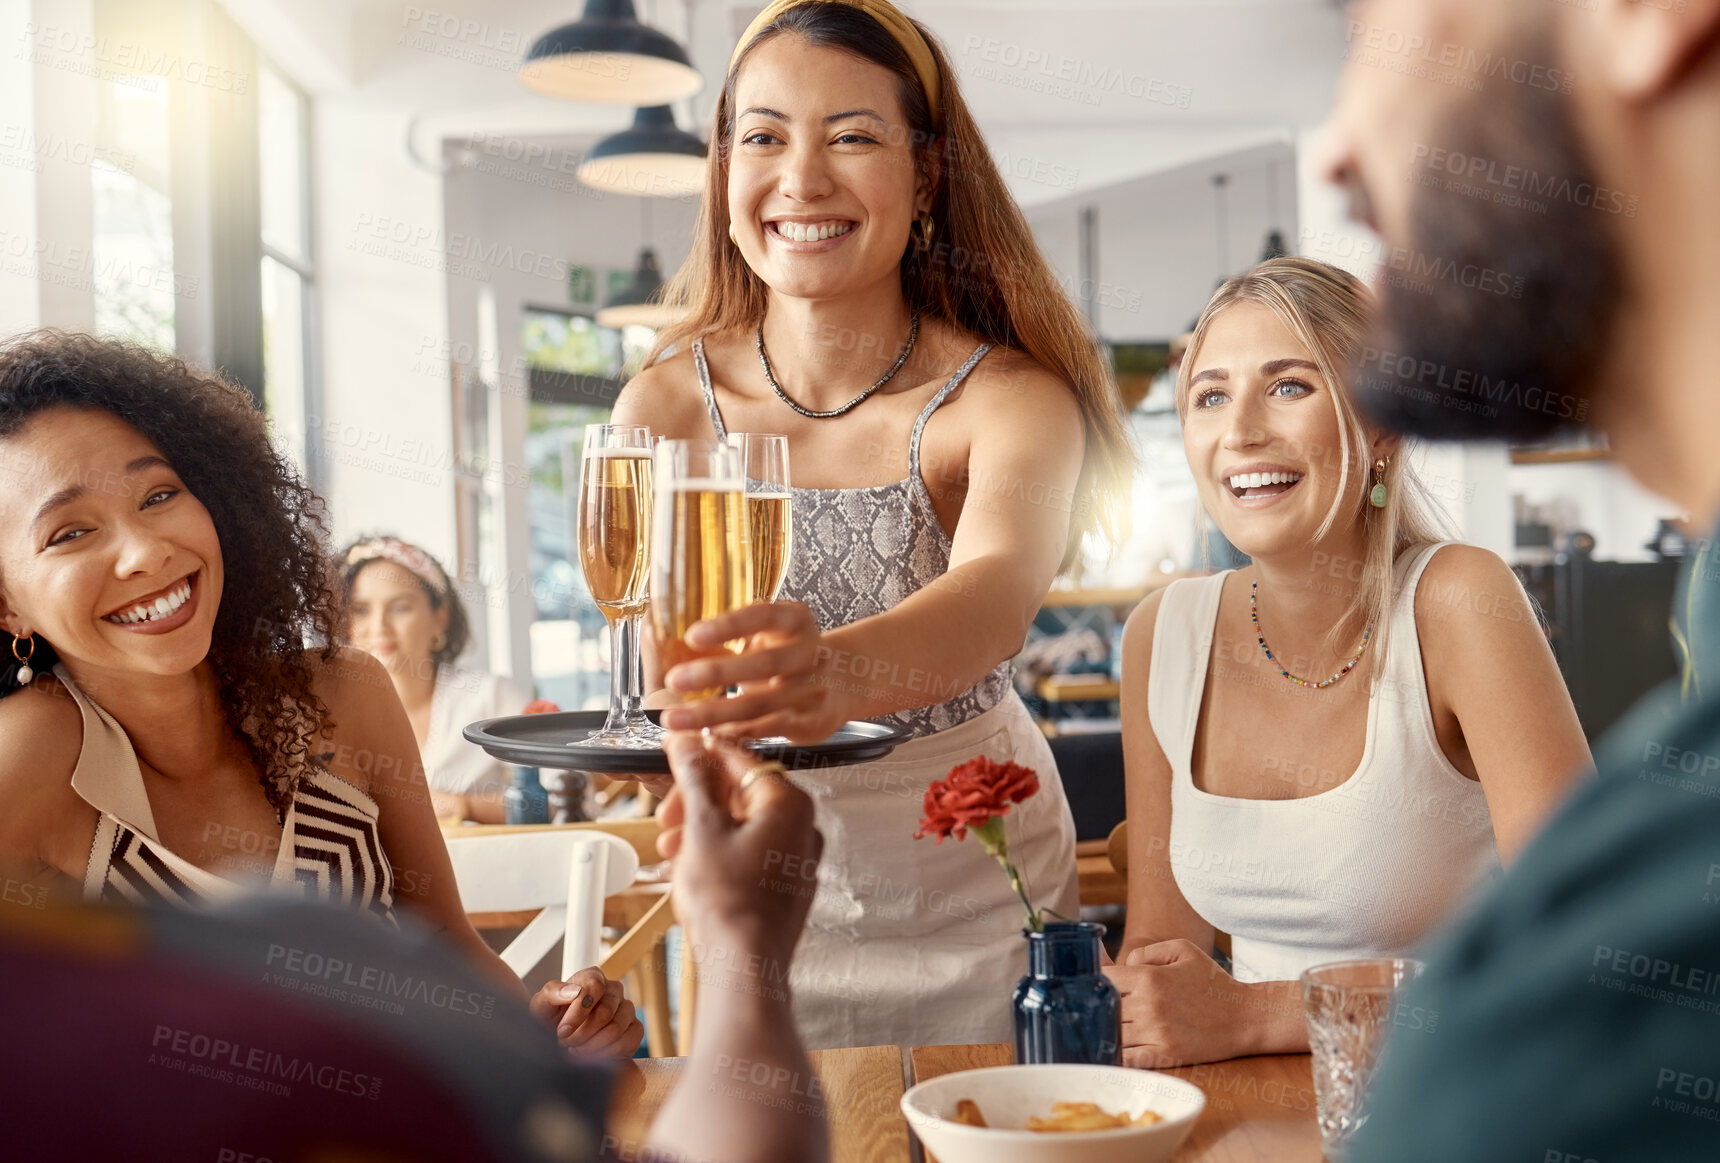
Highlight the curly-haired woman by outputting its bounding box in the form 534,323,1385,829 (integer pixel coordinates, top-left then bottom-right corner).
0,331,640,1057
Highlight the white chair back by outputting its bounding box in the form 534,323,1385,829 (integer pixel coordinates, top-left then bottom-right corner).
444,830,639,979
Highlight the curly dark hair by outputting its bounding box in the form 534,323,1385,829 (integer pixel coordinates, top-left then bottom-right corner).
337,536,471,671
0,330,339,815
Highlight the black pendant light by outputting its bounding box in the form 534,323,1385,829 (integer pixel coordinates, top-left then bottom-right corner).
577,106,706,198
597,248,684,328
596,201,686,329
520,0,702,106
1259,158,1288,261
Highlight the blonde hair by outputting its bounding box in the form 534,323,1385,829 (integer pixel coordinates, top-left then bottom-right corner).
649,1,1134,566
1175,257,1455,659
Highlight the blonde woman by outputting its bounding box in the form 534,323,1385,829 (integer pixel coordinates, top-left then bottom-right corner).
1104,258,1591,1067
612,0,1133,1048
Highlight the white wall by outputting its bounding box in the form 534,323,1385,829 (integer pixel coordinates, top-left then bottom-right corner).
1408,442,1511,559
0,0,45,334
439,133,700,679
1026,139,1299,341
0,0,98,337
308,99,455,562
1508,460,1683,563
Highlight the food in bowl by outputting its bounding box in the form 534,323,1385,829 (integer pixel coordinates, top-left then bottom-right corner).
954,1098,1163,1132
1027,1101,1163,1132
953,1099,988,1127
902,1064,1205,1163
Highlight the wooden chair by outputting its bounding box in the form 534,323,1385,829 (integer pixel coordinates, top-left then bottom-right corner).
443,819,680,1056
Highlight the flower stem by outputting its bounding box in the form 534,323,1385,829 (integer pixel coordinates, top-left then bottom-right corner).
970,816,1041,930
1002,857,1043,932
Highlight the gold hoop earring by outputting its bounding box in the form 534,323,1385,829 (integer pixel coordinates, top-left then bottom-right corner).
11,633,36,685
912,213,935,251
1369,458,1389,509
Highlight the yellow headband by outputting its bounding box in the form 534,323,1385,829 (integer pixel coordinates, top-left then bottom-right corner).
729,0,942,125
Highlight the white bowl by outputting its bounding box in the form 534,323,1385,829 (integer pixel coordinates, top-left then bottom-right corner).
901,1063,1206,1163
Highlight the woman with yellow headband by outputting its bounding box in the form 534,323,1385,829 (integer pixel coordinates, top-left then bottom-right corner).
614,0,1134,1048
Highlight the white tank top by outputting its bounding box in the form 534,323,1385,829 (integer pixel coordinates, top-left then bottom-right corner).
1148,542,1500,983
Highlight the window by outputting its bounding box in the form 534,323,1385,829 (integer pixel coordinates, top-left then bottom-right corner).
91,76,175,348
518,310,660,710
258,64,314,475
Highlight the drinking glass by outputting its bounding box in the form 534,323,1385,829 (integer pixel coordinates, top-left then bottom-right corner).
1302,958,1424,1162
575,423,661,747
649,439,753,705
726,432,794,602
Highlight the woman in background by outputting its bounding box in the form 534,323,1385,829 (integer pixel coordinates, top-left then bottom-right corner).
1106,258,1590,1066
340,536,549,824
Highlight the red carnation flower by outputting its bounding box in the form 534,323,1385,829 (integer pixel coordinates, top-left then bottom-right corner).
914,757,1045,930
914,758,1040,843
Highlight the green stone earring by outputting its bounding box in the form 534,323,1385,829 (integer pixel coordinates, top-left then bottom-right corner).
1369,458,1388,508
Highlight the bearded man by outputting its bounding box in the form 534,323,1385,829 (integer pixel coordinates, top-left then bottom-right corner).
1315,2,1720,1159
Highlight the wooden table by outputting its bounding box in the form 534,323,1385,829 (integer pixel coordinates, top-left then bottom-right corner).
605,1043,911,1163
910,1044,1321,1163
607,1040,1317,1163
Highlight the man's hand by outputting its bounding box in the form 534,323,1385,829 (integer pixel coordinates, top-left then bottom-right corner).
645,732,831,1163
655,732,823,960
659,603,848,744
529,966,644,1059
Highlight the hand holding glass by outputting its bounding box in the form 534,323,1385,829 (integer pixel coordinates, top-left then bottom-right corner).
649,440,753,705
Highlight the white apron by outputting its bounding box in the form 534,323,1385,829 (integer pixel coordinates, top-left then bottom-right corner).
692,335,1080,1049
785,692,1080,1049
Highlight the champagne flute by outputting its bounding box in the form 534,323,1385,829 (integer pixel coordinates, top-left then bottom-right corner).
575,423,662,747
727,432,794,602
649,439,752,706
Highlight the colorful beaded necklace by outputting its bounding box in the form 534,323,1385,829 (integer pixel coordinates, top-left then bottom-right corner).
1250,579,1373,689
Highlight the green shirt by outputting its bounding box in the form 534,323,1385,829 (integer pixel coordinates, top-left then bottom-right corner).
1352,541,1720,1161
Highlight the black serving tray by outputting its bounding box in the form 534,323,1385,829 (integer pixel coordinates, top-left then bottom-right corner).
463,710,909,774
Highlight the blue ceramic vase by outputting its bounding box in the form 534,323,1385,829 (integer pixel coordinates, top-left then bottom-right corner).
1012,921,1121,1065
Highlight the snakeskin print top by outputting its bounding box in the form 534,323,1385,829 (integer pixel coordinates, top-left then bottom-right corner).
693,337,1013,739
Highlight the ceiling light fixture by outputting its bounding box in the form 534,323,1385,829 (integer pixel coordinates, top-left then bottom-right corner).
520,0,702,106
577,105,706,198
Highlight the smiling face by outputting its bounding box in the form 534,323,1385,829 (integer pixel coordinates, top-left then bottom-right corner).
726,33,930,303
345,560,446,680
1183,303,1381,562
0,406,224,682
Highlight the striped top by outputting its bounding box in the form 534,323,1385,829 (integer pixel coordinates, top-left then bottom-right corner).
58,665,397,925
693,337,1013,738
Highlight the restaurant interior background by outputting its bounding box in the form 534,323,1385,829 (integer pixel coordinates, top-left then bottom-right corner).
0,0,1690,829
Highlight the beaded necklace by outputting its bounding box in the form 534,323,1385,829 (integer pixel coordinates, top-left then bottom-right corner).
1250,579,1373,689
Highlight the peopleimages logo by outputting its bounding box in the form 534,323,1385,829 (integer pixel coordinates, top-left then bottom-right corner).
1356,347,1587,422
150,1026,382,1100
1409,144,1638,217
264,944,497,1019
1345,22,1574,94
